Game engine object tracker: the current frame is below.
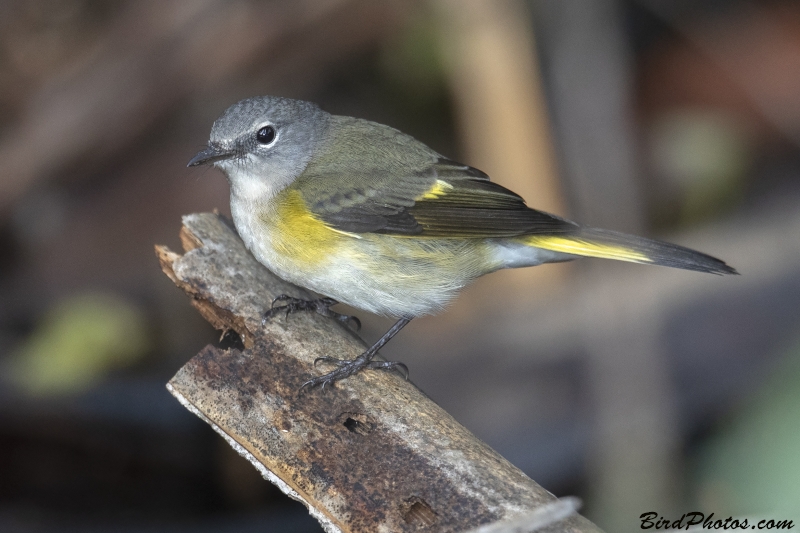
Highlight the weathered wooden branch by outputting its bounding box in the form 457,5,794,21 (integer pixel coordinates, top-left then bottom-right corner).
156,212,604,533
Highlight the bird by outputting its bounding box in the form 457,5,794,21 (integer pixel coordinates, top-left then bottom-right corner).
188,95,737,389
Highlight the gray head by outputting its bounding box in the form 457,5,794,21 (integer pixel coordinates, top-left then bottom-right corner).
189,96,329,200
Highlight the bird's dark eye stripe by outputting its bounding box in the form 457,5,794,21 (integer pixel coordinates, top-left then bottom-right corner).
256,126,276,144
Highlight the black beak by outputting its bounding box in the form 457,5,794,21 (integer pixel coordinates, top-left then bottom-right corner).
187,143,234,167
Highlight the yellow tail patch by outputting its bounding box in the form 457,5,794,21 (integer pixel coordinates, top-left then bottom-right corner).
523,235,652,263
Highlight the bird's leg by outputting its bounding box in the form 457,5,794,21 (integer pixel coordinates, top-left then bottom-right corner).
263,294,361,331
302,317,412,390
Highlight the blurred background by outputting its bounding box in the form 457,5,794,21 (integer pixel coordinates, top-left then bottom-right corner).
1,0,799,531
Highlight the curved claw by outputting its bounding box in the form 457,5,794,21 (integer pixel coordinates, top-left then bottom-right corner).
395,362,410,380
300,374,338,391
367,360,409,380
300,378,321,392
263,295,293,324
313,356,345,368
336,314,361,331
270,294,292,309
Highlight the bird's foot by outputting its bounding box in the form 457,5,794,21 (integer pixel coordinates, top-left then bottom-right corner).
262,295,361,331
300,355,409,390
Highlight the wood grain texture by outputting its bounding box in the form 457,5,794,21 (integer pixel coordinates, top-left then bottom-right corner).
157,212,604,533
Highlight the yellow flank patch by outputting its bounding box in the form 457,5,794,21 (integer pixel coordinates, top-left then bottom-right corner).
416,180,453,200
524,235,652,263
267,189,345,266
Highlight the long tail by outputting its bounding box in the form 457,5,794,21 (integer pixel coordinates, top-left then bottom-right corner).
524,227,738,275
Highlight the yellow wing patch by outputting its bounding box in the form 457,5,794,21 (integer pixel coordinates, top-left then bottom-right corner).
416,180,453,201
524,235,652,263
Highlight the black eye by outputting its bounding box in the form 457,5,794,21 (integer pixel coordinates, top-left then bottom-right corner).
256,125,276,145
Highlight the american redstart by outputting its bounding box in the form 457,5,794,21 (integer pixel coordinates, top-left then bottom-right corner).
188,96,736,388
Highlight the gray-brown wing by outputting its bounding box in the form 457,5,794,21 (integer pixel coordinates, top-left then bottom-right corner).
298,156,576,237
296,115,576,237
